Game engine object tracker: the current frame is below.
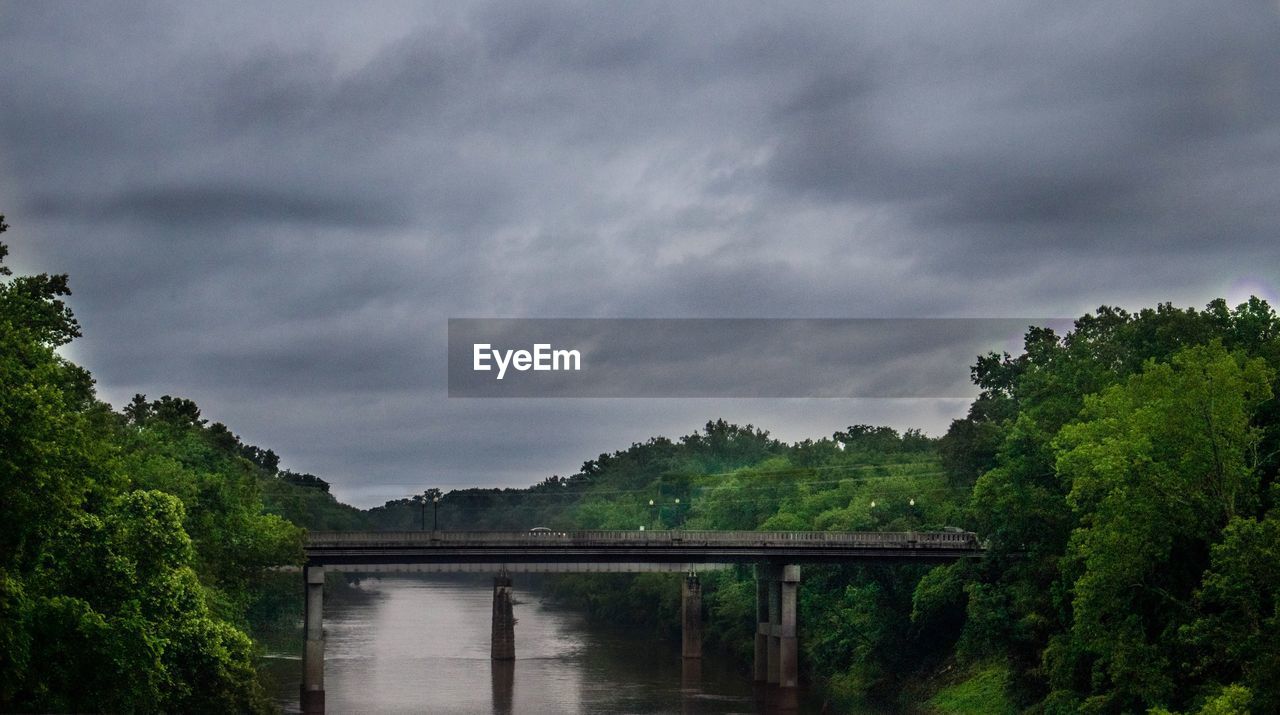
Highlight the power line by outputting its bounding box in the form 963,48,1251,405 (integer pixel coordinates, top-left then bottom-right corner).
375,471,968,505
372,459,943,489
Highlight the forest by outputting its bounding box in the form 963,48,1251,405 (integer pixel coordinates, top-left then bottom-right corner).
3,212,1278,713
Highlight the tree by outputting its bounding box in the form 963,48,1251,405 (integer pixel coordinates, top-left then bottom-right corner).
1046,344,1272,712
0,220,283,711
1180,513,1280,712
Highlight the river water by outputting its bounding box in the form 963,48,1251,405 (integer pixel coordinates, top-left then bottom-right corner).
260,574,823,714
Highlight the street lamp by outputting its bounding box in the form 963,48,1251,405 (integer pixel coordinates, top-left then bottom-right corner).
417,490,442,531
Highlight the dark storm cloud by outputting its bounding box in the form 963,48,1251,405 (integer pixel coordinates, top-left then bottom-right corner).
29,184,405,228
762,3,1280,257
2,1,1278,505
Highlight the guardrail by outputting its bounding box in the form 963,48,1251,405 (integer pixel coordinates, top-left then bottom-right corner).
306,529,982,550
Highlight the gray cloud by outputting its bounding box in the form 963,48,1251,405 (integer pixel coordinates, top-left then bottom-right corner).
30,184,406,228
2,1,1278,505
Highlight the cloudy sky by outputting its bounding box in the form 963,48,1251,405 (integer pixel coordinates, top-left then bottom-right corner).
2,2,1278,506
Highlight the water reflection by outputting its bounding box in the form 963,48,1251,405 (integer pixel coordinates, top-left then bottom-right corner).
261,574,821,714
490,660,514,715
682,658,702,715
754,684,804,714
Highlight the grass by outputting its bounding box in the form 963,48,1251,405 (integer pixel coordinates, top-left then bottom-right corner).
925,660,1016,715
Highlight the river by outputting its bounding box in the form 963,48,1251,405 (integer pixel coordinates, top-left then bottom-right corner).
259,574,825,714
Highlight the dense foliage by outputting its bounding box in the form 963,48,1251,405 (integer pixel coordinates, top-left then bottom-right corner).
952,303,1280,714
0,219,339,712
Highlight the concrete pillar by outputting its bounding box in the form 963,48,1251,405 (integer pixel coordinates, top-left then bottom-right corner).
767,569,781,684
492,574,515,660
681,573,702,658
779,565,800,688
753,564,769,682
300,565,325,714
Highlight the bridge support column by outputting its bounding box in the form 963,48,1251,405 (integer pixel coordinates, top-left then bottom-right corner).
300,565,325,714
767,567,781,684
682,573,702,658
492,573,515,660
779,565,800,688
753,564,770,681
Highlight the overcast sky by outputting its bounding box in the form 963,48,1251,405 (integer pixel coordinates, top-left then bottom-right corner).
2,2,1278,506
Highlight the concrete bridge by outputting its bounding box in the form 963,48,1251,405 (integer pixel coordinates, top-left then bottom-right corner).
299,529,984,713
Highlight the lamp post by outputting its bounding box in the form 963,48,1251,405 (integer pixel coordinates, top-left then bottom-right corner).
417,489,442,531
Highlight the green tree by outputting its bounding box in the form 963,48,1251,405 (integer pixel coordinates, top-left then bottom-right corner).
0,220,281,711
1046,344,1272,712
1180,513,1280,712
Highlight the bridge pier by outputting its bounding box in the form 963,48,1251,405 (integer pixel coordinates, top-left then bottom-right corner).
753,563,799,688
754,565,769,681
301,565,325,714
681,573,702,658
779,564,800,688
768,569,781,683
492,573,515,660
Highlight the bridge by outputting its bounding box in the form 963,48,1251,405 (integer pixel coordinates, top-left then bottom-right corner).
299,529,984,713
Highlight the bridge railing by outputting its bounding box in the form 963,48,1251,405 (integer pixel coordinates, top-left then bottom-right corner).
305,529,982,550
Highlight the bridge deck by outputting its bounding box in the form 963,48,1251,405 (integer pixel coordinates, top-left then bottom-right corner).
305,530,984,567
